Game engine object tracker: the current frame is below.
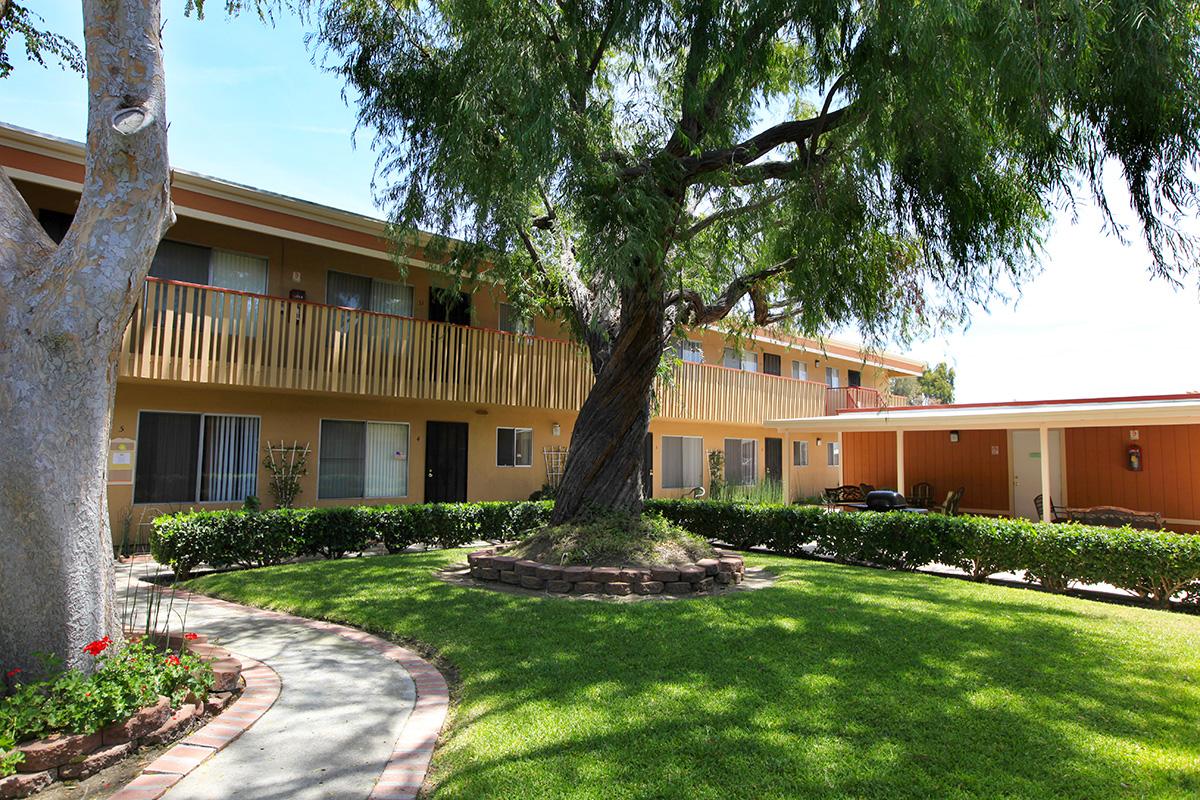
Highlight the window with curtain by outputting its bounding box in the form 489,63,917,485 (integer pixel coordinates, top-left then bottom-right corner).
370,279,415,316
826,366,840,387
673,340,703,364
134,411,258,503
792,360,808,381
319,420,409,499
793,440,809,467
662,436,704,488
499,303,534,335
722,348,757,371
496,428,533,467
724,438,757,486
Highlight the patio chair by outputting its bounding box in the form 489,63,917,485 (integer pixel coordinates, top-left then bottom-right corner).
824,485,864,503
1033,494,1068,523
910,482,934,508
931,487,964,516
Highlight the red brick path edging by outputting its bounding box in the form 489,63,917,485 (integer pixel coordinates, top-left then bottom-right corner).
164,590,449,800
107,655,280,800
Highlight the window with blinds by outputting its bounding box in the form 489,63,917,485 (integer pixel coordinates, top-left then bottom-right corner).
793,440,809,467
326,271,414,316
496,428,533,467
134,411,259,504
662,436,704,488
828,441,841,466
318,420,409,499
826,366,840,387
724,438,757,486
792,360,808,381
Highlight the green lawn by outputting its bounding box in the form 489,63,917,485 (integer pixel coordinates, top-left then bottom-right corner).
189,552,1200,800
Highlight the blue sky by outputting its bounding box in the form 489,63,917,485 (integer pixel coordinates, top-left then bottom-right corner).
5,1,1200,403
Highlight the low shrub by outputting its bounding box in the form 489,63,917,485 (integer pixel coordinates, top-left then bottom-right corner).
151,498,1200,608
1,637,212,772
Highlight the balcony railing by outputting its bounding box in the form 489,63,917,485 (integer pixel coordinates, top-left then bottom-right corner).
119,279,827,426
825,385,885,415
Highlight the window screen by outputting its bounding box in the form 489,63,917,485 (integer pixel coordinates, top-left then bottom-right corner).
828,441,841,466
793,440,809,467
319,420,366,499
134,412,201,503
724,438,757,486
792,361,808,381
662,436,704,488
762,353,781,375
723,348,756,370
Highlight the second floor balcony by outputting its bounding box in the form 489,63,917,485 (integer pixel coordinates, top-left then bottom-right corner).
118,279,831,427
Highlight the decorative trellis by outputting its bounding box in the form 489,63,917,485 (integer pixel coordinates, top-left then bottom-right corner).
543,447,569,487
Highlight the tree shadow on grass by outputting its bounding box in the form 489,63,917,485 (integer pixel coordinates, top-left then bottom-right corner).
191,552,1200,800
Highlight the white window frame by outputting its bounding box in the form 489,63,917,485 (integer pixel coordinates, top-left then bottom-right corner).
792,360,808,381
316,418,411,500
826,366,840,388
661,435,705,489
496,427,534,468
828,441,841,466
133,410,261,504
793,440,809,467
674,339,704,364
723,347,758,372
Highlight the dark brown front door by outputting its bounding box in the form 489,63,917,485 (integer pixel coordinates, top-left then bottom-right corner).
765,437,783,485
425,421,468,502
429,288,471,325
641,433,653,498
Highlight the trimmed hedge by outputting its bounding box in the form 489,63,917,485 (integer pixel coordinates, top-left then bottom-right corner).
151,498,1200,607
646,499,1200,607
152,501,553,579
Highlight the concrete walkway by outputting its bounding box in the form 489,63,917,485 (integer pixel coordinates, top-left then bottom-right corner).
116,562,428,800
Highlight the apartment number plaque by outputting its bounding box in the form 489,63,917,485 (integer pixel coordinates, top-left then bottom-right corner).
108,438,135,485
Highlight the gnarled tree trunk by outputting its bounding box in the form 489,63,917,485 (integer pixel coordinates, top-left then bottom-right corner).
0,0,173,673
552,292,666,523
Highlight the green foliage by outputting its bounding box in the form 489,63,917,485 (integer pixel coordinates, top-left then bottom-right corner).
0,640,212,764
0,1,83,80
645,499,1200,604
891,361,956,404
151,502,556,575
307,0,1200,351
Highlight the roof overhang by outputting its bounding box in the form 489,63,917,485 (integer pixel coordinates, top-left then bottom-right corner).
768,396,1200,432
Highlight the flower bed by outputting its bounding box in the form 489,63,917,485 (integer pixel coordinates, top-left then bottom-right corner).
466,547,745,595
0,633,242,799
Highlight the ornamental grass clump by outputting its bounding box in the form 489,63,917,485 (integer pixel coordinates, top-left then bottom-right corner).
0,636,213,775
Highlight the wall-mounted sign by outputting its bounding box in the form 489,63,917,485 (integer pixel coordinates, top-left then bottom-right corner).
108,438,135,485
1129,429,1140,441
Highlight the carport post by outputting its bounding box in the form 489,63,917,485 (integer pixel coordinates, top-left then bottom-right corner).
1039,425,1052,523
896,430,905,497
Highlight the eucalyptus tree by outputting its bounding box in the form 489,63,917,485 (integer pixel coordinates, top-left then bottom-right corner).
1,0,173,671
313,0,1200,523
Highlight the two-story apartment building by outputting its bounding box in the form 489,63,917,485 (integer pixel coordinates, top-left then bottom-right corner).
1,123,923,541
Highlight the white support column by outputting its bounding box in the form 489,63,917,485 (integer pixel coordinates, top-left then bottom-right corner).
1039,425,1052,523
836,431,844,486
896,429,906,496
781,432,792,505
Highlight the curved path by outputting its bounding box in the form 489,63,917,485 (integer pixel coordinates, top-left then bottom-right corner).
116,561,448,800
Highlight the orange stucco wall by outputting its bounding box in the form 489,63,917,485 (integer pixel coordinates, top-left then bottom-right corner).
1064,425,1200,523
842,429,1010,512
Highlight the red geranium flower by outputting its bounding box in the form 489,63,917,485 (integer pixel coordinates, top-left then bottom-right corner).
5,668,21,679
183,633,199,641
82,635,112,656
165,654,181,666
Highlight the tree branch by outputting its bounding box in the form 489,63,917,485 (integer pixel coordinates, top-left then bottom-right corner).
664,256,799,325
679,190,787,240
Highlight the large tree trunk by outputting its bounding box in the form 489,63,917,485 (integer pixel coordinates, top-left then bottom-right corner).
0,0,172,673
552,293,666,523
